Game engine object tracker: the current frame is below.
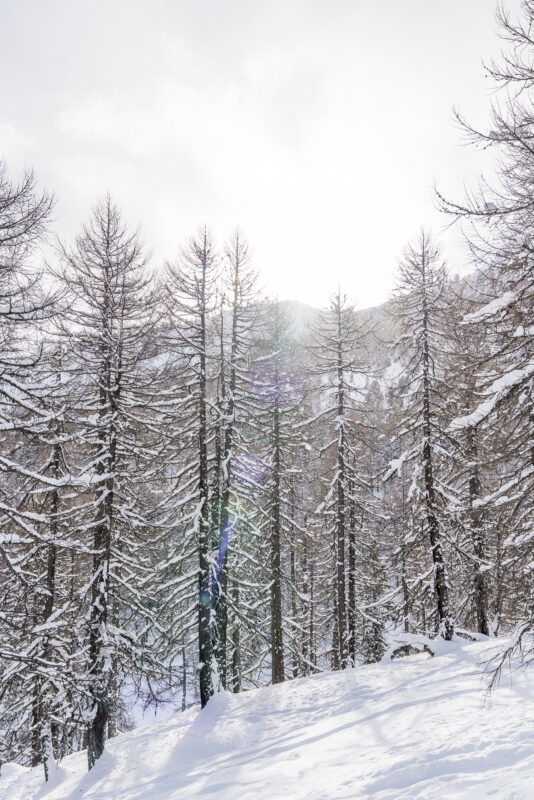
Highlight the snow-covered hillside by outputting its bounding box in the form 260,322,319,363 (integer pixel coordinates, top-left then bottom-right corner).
3,638,534,800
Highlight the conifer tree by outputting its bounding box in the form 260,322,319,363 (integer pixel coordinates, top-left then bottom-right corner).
56,196,164,768
386,231,454,640
0,161,64,776
163,227,219,708
211,230,259,688
251,301,306,684
437,0,534,663
310,290,371,667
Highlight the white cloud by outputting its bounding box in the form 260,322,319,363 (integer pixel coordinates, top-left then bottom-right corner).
0,0,520,307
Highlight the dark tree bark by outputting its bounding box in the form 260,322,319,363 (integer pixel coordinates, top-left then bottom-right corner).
335,308,348,666
466,426,490,636
196,233,213,709
419,245,453,641
271,394,285,684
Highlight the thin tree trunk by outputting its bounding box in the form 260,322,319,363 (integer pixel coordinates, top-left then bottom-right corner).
302,529,310,675
310,557,316,671
467,426,490,635
88,283,117,768
231,582,241,693
181,646,187,712
198,245,213,708
347,479,356,666
290,538,298,678
214,251,240,687
271,395,284,684
336,300,348,666
400,464,411,634
421,276,453,641
33,421,61,778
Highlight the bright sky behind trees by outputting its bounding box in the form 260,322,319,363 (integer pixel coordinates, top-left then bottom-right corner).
0,0,520,306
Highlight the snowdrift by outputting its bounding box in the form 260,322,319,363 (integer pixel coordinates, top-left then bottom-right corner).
3,637,534,799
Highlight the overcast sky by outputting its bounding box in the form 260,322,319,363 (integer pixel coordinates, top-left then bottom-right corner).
0,0,521,308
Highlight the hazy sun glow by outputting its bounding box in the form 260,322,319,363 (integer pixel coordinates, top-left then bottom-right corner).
0,0,518,306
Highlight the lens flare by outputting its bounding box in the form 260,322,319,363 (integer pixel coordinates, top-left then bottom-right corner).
249,358,304,407
233,449,267,487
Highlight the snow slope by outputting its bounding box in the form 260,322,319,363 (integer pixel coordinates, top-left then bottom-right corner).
3,637,534,800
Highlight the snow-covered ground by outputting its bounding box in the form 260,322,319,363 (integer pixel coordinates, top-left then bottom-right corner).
3,637,534,799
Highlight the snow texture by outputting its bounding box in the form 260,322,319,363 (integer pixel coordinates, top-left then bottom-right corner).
450,362,534,430
462,292,516,323
3,638,534,799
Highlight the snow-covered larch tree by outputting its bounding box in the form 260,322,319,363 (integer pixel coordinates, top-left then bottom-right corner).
163,226,219,708
386,231,454,641
437,0,534,665
211,229,261,689
55,196,164,769
309,289,372,668
0,161,65,776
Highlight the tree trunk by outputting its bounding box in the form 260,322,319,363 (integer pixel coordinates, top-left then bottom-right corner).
347,480,356,666
198,241,213,708
421,283,453,641
271,397,284,684
467,426,490,636
290,538,298,677
88,313,116,768
335,305,348,666
231,582,241,693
